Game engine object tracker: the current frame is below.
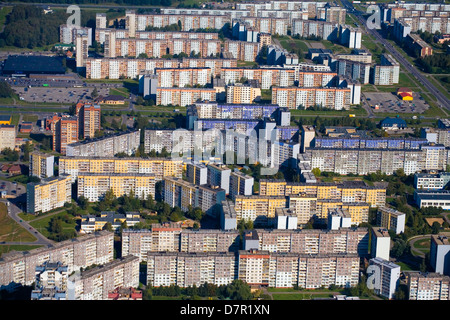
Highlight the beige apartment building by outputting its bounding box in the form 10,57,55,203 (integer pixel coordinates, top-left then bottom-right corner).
0,230,114,289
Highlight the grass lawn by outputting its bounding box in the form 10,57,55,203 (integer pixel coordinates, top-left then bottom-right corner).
29,210,78,238
0,202,36,243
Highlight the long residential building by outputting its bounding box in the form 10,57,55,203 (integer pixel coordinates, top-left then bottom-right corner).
407,272,450,300
271,86,352,110
306,144,448,175
291,19,338,41
0,230,114,289
156,87,216,106
105,37,223,59
70,255,139,300
26,174,72,214
222,41,261,61
258,179,386,208
155,67,210,87
66,130,141,157
238,250,358,288
77,173,156,202
122,226,240,262
59,156,183,182
163,176,225,215
220,67,295,90
87,57,237,80
233,195,287,227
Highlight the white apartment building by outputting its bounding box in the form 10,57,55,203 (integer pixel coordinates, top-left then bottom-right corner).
369,257,401,300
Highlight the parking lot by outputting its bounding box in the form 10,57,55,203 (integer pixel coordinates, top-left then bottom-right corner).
0,179,26,198
363,92,429,114
16,87,110,104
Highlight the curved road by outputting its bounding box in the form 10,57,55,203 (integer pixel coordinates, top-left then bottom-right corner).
0,199,53,246
342,0,450,111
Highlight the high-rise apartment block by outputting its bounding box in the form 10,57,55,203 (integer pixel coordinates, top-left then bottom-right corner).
0,125,16,151
58,156,182,183
369,257,401,300
377,206,406,235
65,130,140,157
371,227,391,261
77,173,156,202
371,54,400,85
229,170,254,200
407,272,450,300
53,115,79,155
0,230,114,289
26,174,72,214
77,102,101,139
207,163,231,195
29,152,55,179
430,235,450,276
68,255,139,300
271,86,352,110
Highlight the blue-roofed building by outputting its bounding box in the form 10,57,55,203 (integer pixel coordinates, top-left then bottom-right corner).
380,117,407,130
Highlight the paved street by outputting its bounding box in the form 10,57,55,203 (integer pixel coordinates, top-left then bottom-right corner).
342,0,450,111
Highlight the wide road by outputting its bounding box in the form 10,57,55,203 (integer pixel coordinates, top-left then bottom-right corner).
342,0,450,111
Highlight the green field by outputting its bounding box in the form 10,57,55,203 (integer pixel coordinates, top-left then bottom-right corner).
0,202,36,243
29,210,78,238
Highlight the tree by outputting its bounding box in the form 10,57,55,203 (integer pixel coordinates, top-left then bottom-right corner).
77,196,89,210
91,88,98,99
103,222,113,232
225,280,252,300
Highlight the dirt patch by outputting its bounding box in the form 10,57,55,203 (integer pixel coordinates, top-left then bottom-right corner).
425,217,445,226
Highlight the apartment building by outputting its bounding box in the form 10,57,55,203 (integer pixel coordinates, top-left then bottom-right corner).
0,125,16,151
31,261,69,300
407,272,450,300
77,173,156,202
156,87,216,106
96,13,107,29
29,152,54,179
60,24,92,46
238,250,359,289
207,163,231,195
53,115,79,155
122,224,182,261
59,156,182,183
105,37,222,59
371,228,391,261
430,235,450,276
77,102,101,140
226,83,261,104
339,25,362,49
26,174,72,214
421,127,450,147
271,86,352,110
66,130,140,157
229,170,254,200
147,252,237,288
69,255,139,300
75,34,89,68
86,57,236,80
405,33,433,57
325,5,346,24
335,59,371,84
233,195,287,227
186,161,208,185
306,147,436,175
246,228,369,256
187,102,288,124
143,128,220,155
0,230,114,289
155,67,210,88
291,19,338,41
368,257,401,300
125,11,231,33
377,206,406,235
394,17,450,40
371,54,400,86
223,41,260,61
259,179,386,208
220,67,295,90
